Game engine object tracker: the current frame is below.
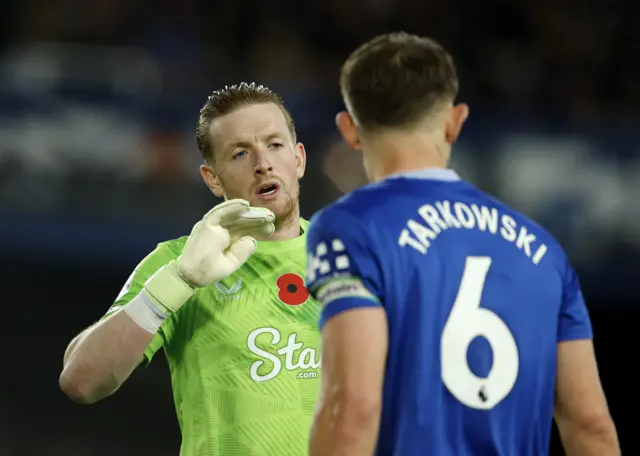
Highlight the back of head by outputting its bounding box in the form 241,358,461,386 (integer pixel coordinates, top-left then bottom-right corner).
340,32,459,131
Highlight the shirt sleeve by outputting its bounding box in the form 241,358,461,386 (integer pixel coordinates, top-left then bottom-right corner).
306,208,384,329
103,242,178,364
558,260,593,342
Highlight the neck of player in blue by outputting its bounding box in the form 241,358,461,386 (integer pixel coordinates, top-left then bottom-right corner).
385,168,461,182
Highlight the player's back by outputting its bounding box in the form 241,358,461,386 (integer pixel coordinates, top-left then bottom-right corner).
328,169,584,456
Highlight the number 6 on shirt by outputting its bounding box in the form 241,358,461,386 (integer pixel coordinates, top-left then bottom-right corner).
441,256,520,410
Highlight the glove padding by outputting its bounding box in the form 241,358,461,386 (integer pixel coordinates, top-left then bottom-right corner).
144,199,275,313
178,199,274,286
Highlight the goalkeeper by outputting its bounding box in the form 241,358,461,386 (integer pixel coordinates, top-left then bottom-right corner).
60,83,321,456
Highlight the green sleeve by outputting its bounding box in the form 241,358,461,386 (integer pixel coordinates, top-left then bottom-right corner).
103,240,182,364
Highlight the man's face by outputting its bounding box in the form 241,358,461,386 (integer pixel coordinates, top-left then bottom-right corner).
202,103,306,224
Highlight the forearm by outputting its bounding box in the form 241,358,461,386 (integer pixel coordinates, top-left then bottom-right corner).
309,400,381,456
557,416,620,456
60,294,158,404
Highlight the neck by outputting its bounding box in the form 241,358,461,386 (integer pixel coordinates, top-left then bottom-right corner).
362,129,448,183
263,206,301,241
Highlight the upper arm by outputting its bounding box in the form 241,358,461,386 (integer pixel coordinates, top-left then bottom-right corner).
306,209,388,420
555,339,611,429
555,261,609,426
306,209,384,329
320,307,388,411
103,242,178,363
558,263,593,342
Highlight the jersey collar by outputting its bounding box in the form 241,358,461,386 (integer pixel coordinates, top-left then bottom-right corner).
254,219,308,256
385,168,461,182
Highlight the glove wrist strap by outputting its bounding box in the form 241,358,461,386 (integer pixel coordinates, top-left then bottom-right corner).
144,260,195,313
123,292,168,334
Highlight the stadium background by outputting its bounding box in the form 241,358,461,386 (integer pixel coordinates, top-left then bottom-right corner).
0,0,637,454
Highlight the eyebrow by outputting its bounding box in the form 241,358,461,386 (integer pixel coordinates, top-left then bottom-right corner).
226,140,252,151
224,133,285,153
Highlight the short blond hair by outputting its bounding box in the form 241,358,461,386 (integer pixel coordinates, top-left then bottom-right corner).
195,82,297,162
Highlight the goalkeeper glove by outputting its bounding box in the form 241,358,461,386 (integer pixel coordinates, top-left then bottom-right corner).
143,199,274,314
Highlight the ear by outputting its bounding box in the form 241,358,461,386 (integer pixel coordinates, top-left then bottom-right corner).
336,111,361,150
445,103,469,145
294,142,307,179
200,164,224,197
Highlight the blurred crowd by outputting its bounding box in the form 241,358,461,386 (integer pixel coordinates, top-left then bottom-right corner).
3,0,640,123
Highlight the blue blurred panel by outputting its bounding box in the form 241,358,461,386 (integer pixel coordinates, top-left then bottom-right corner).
0,212,183,269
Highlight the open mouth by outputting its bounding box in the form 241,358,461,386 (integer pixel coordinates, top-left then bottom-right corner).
256,182,280,198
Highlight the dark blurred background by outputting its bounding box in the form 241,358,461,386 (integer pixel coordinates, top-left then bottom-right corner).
0,0,637,454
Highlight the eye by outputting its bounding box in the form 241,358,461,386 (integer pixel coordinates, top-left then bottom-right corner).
232,150,247,159
269,142,284,149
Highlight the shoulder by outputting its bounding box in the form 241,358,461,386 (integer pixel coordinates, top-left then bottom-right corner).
310,179,425,243
156,235,188,257
310,182,386,226
336,181,396,213
477,188,570,268
490,190,564,249
309,204,358,235
320,178,439,223
307,203,376,255
110,235,189,308
308,179,426,247
136,235,188,272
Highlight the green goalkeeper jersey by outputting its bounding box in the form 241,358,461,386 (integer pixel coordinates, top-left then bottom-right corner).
105,220,321,456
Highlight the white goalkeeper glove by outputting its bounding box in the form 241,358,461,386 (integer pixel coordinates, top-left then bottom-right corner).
143,199,274,314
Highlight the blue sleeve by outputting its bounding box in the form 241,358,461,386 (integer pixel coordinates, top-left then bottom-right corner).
558,261,593,342
306,208,384,329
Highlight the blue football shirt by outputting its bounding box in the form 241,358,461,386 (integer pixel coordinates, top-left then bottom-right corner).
306,168,593,456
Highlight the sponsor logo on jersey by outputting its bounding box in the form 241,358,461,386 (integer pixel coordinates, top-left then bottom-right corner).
247,327,320,382
214,279,243,300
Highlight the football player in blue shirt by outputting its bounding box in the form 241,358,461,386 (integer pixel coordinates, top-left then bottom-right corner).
306,32,620,456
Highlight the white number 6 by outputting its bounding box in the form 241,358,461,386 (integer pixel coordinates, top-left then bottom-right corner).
441,256,519,409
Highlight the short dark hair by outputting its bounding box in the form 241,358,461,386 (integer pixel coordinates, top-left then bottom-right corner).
196,82,297,161
340,32,459,130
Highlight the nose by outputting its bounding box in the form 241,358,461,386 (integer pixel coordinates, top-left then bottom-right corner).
253,149,273,176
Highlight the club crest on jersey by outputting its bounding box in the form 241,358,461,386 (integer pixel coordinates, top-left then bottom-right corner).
214,279,243,300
